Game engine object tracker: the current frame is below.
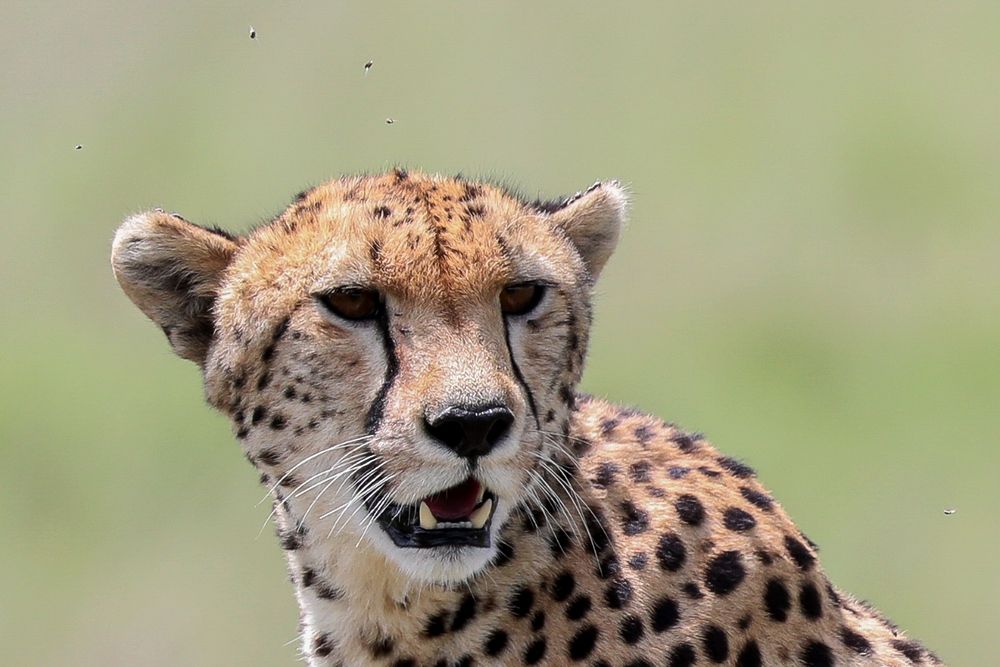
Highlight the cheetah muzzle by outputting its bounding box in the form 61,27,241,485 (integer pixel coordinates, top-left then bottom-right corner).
112,170,946,667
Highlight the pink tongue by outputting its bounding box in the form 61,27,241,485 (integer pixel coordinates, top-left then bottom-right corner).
424,479,482,521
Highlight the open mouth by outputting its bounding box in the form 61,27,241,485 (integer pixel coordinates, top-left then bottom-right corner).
373,478,498,549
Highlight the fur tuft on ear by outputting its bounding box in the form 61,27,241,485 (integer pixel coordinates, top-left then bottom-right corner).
111,210,239,365
544,180,628,280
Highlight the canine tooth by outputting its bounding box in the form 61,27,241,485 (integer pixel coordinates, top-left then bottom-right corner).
419,502,437,530
476,486,486,503
469,498,493,529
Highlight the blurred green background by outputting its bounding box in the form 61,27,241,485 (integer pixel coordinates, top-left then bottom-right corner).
1,2,996,664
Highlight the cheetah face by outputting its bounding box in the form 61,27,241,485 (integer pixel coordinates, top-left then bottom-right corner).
111,172,626,584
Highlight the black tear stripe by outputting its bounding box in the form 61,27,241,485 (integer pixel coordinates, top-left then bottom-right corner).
503,318,540,429
364,308,399,434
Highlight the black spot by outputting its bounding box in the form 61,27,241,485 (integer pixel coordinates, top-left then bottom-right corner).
801,642,834,667
672,433,698,452
799,582,824,620
509,586,534,618
392,660,415,667
705,550,746,595
634,424,654,444
315,580,342,600
703,626,729,662
625,661,653,667
565,594,591,620
840,627,873,655
278,525,304,550
620,500,650,535
257,448,282,466
312,633,333,657
492,540,515,567
567,624,599,661
682,582,704,599
552,572,576,601
619,614,645,644
656,532,687,571
667,466,691,479
826,582,842,607
369,636,394,657
738,615,752,630
593,461,620,488
650,596,680,632
424,612,448,637
764,578,791,622
251,406,267,424
256,371,271,390
282,385,296,400
450,593,477,632
628,461,651,483
892,639,926,662
668,643,697,667
373,205,392,219
584,508,612,553
484,629,509,656
269,414,287,430
675,494,706,526
723,507,756,531
736,641,762,667
717,456,755,478
756,549,774,566
530,610,546,631
594,554,620,580
740,486,774,511
301,568,316,587
465,204,486,218
697,466,721,478
549,527,573,557
627,552,648,570
599,417,620,435
603,578,633,608
785,535,816,571
524,637,547,664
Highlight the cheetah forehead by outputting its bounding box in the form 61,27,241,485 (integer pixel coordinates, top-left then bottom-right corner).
224,171,593,308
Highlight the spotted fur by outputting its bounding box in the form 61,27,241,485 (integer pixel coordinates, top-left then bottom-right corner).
112,171,945,666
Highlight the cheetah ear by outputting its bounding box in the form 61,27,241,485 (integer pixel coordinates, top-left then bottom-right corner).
545,180,628,280
111,210,239,366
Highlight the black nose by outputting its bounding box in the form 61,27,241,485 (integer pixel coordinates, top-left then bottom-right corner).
424,404,514,459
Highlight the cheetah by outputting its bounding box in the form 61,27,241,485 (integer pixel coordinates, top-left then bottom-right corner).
111,170,945,666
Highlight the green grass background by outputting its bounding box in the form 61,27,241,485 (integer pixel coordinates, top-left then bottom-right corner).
1,2,996,664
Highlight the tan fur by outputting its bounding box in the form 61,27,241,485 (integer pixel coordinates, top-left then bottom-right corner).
112,170,944,666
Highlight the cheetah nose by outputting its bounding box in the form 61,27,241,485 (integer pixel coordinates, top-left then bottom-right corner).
424,404,514,460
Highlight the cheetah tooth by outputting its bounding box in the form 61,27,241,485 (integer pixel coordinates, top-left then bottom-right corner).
419,502,437,530
469,498,493,529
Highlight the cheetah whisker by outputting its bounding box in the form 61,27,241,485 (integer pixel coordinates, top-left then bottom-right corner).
298,456,384,532
257,434,373,505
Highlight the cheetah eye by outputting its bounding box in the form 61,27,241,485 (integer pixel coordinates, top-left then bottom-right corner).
315,288,381,322
499,283,545,316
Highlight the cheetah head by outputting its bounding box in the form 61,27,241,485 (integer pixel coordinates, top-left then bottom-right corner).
111,172,626,584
